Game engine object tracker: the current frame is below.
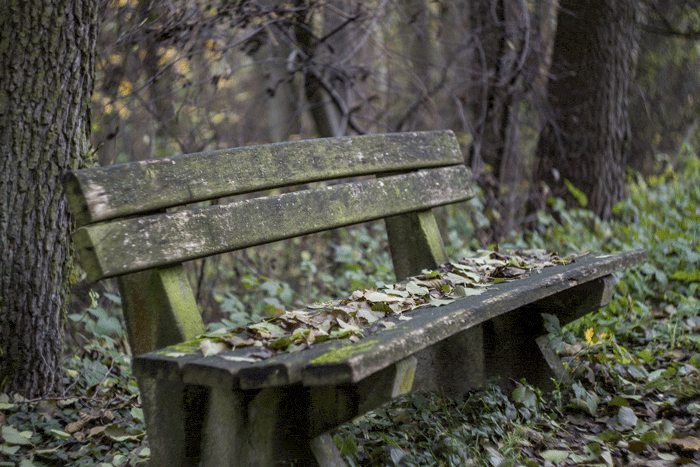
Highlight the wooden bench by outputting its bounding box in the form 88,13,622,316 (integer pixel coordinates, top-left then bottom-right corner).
64,130,646,467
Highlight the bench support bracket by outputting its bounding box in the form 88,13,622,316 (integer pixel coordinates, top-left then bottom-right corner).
484,275,616,390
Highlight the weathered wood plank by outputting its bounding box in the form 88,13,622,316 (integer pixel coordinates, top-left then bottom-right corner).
65,130,464,227
132,250,646,390
138,377,208,467
411,326,484,398
306,355,418,437
200,386,318,467
299,251,645,388
73,166,473,281
196,357,416,467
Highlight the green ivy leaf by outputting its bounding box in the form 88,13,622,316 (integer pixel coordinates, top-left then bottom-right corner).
1,426,32,446
541,450,569,463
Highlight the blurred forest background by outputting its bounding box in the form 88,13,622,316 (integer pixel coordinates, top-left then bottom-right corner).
85,0,700,323
3,3,700,464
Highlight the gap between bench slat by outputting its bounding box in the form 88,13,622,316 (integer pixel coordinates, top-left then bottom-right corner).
73,166,473,281
65,130,463,227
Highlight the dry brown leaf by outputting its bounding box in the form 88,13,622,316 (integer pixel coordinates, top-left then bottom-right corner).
65,412,94,434
88,425,106,438
416,278,445,289
668,436,700,452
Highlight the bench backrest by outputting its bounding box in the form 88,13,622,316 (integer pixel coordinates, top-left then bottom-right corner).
65,130,473,355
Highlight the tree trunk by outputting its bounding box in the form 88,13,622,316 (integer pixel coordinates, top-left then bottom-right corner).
293,1,343,138
466,0,533,238
532,0,639,220
0,0,98,397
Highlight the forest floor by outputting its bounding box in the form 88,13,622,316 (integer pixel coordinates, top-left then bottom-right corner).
1,277,699,467
1,150,699,466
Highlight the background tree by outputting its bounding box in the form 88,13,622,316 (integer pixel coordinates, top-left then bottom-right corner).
0,0,98,397
465,0,545,238
630,0,700,172
532,0,640,219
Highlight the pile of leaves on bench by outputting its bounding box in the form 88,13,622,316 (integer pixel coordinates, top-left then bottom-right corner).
169,249,574,363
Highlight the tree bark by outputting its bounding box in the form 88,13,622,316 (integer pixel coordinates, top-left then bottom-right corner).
532,0,639,220
293,1,343,138
0,0,98,397
465,0,534,238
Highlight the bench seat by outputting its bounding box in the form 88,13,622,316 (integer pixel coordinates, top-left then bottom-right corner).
135,250,645,391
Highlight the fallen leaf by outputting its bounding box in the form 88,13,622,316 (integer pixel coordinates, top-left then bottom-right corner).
405,281,429,296
415,278,445,289
222,334,256,348
668,436,700,452
429,298,455,307
200,339,229,357
49,429,71,440
248,321,286,337
357,308,383,323
453,285,486,297
617,406,638,431
2,425,33,446
444,272,473,285
364,291,403,303
541,449,569,462
220,355,259,363
104,424,141,442
0,445,20,455
88,425,106,437
383,286,410,298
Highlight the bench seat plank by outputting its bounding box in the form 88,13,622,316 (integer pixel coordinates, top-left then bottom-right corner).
133,249,646,390
73,166,473,280
65,131,463,226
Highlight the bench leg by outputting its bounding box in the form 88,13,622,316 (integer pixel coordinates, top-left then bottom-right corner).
201,385,320,467
200,356,421,467
310,433,348,467
483,275,616,391
139,377,208,467
483,311,560,391
412,325,485,398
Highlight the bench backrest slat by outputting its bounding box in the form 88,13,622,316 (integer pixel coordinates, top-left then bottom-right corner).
75,166,473,280
66,131,463,227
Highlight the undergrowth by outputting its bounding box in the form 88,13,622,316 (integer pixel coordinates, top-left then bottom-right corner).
1,147,699,466
333,145,700,466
